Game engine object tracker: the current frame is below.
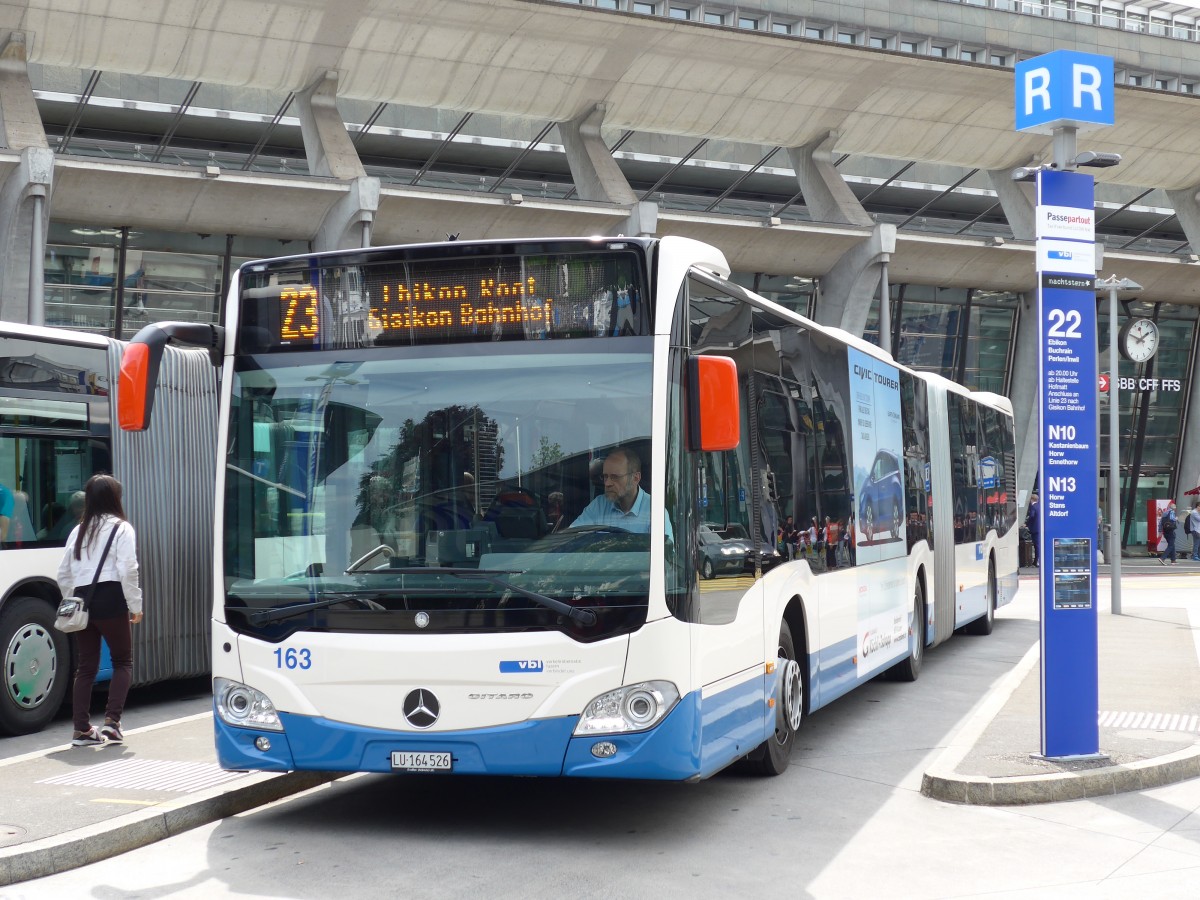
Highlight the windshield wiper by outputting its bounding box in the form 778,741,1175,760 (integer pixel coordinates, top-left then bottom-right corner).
226,463,306,499
387,567,598,626
241,593,385,626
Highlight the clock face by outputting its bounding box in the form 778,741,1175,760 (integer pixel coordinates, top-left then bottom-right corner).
1122,318,1159,363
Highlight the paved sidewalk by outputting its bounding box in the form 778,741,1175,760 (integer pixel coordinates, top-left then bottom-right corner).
923,570,1200,805
0,714,338,886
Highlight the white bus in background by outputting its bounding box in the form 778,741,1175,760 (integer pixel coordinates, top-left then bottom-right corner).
0,323,217,735
122,236,1018,779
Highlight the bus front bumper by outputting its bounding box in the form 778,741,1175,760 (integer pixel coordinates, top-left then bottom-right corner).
214,691,706,780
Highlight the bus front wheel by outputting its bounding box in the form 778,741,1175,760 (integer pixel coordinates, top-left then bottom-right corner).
0,596,71,736
747,620,804,776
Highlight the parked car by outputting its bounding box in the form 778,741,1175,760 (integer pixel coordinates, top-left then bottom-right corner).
749,541,784,574
698,524,783,578
698,525,749,579
859,448,905,541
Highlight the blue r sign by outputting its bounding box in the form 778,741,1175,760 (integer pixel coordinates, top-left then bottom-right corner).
1015,50,1114,133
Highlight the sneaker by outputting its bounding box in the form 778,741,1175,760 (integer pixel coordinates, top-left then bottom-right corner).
1160,556,1169,565
72,727,105,747
100,721,124,743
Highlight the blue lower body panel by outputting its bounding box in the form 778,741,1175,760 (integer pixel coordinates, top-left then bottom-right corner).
215,708,579,776
96,639,112,683
214,679,773,781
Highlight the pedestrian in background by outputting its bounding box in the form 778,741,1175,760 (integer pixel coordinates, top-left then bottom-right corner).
1160,500,1179,565
1188,502,1200,562
824,516,840,569
56,474,143,746
1025,493,1040,566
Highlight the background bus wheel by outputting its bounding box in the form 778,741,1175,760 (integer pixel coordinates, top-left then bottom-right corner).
0,597,71,736
965,560,996,636
891,581,925,682
702,559,715,580
747,620,804,776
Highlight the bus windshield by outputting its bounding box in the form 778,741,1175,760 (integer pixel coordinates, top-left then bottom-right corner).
223,339,656,642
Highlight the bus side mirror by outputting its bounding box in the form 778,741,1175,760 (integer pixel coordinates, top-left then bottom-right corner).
687,355,740,452
119,323,224,431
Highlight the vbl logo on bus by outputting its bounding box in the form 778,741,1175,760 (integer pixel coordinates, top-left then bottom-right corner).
499,660,544,673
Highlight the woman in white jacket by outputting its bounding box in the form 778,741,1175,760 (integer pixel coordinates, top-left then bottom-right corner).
56,474,143,746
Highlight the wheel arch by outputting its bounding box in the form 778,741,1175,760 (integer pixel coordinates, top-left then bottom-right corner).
0,578,73,736
779,594,811,714
1,576,62,611
916,563,930,634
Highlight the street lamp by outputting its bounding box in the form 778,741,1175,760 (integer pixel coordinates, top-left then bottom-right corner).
1096,274,1142,616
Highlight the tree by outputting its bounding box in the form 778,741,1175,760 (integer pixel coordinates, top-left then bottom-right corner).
530,435,564,472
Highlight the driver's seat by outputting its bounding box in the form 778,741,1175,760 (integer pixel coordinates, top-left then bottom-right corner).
484,489,545,540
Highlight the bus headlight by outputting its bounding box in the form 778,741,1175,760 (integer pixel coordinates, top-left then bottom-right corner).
574,681,679,735
214,677,283,732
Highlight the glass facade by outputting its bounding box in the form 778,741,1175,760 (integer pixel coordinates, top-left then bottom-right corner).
43,223,302,340
1097,305,1197,546
863,285,1018,394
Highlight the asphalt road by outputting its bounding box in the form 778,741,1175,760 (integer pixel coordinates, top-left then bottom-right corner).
7,578,1200,899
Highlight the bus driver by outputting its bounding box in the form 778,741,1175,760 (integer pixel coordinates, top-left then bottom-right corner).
571,447,654,534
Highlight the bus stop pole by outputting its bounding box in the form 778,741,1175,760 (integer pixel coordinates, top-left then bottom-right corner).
1108,279,1121,615
1099,275,1140,615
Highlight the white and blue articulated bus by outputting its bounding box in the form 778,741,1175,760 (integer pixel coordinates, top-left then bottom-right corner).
121,236,1018,779
0,322,217,735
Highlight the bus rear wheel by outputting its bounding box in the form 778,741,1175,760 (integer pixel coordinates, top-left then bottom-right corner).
891,580,925,682
0,596,71,736
747,620,804,776
964,560,996,636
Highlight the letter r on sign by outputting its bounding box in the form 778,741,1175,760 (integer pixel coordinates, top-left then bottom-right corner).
1074,64,1102,111
1025,68,1051,115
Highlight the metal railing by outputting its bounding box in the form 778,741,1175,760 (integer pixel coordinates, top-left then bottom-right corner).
958,1,1200,43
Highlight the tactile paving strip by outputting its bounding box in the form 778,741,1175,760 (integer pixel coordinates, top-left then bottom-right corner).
37,758,247,793
1099,711,1200,733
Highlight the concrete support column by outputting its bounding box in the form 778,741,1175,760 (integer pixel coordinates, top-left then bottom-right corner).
1166,184,1200,258
0,148,54,323
295,70,366,180
294,71,378,252
0,33,47,151
786,132,872,227
1174,331,1200,501
986,169,1036,241
0,32,52,324
1008,291,1040,519
314,175,381,252
560,104,637,205
811,223,896,336
616,200,658,237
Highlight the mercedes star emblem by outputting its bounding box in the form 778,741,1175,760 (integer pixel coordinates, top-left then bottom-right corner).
403,689,440,729
414,611,430,628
